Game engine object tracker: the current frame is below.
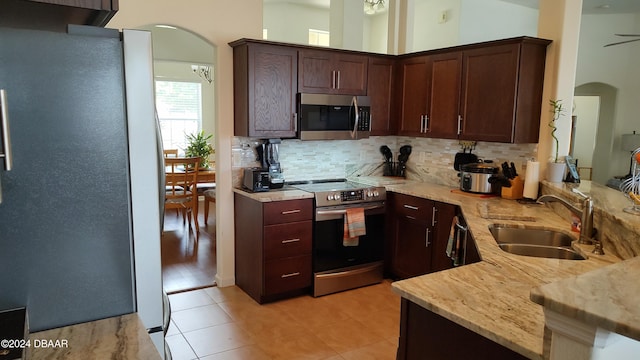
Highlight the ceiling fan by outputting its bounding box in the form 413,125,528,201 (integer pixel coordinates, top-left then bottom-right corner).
604,34,640,47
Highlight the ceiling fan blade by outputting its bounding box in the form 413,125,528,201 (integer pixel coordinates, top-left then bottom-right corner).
614,34,640,37
604,38,640,47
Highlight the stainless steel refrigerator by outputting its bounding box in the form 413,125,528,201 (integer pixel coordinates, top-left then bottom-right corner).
0,26,166,356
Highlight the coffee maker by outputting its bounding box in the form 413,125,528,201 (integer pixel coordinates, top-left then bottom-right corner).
256,139,284,189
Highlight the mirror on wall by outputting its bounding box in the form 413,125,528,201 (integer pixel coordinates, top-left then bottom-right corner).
138,24,217,156
573,4,640,187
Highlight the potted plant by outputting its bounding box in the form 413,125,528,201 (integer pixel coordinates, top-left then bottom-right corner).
547,99,566,182
185,130,214,169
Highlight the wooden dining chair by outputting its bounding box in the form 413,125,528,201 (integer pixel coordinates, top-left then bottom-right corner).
163,149,178,158
203,188,216,225
164,157,201,239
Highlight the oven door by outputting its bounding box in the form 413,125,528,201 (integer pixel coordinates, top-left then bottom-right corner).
313,202,385,273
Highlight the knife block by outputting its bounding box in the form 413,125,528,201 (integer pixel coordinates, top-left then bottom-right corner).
501,176,524,200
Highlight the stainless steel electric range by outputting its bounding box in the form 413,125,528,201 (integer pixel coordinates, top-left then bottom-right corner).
291,179,386,297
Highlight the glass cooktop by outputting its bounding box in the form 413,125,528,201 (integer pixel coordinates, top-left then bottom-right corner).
290,180,369,193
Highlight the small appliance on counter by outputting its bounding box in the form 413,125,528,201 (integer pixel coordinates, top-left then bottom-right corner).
459,161,499,194
264,139,284,189
242,167,270,192
245,139,285,192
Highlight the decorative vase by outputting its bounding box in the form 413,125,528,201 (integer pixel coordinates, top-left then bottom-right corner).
546,162,566,182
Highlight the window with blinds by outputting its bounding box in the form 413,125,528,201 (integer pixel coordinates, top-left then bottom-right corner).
155,80,202,152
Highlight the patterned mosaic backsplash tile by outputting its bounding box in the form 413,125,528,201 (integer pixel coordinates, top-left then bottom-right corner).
233,136,538,188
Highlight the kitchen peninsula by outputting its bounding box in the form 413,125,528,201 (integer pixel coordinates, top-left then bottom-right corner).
353,176,637,359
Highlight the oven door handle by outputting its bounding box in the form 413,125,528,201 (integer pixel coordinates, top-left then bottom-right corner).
316,203,384,216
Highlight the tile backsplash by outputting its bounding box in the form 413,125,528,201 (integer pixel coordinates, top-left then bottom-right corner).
233,136,537,188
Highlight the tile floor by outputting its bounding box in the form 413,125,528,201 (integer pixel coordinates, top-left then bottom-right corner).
166,280,401,360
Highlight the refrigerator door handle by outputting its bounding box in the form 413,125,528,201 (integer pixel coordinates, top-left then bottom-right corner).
0,89,13,171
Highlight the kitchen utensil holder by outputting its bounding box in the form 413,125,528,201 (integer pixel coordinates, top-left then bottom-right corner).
383,161,406,177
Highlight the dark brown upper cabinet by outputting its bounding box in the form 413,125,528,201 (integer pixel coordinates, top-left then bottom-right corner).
368,55,395,136
396,37,550,143
396,52,461,139
230,40,298,138
459,40,550,143
0,0,118,32
298,49,368,95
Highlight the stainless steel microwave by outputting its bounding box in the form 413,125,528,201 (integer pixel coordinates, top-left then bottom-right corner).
297,93,371,140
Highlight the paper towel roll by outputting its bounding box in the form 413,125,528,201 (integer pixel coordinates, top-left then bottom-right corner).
523,160,540,199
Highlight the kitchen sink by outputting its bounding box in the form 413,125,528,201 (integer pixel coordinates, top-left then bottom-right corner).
488,224,586,260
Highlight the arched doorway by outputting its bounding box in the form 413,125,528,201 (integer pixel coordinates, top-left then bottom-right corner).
140,24,218,294
574,82,618,185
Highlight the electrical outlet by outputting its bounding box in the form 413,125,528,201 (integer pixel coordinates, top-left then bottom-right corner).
438,10,447,24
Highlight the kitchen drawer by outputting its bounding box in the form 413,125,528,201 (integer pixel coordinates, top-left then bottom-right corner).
264,221,312,260
264,199,313,225
264,255,312,296
392,193,434,222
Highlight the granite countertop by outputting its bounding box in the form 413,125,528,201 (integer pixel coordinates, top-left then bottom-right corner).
233,187,314,202
27,313,161,360
531,256,640,341
353,176,627,359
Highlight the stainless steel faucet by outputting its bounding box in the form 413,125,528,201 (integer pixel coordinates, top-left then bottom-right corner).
537,191,604,255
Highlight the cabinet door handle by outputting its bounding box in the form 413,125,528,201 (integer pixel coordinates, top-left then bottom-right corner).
403,204,419,210
419,115,425,133
336,70,341,89
293,112,298,132
332,70,336,89
281,238,300,244
405,215,416,220
281,272,300,278
425,228,431,247
0,89,13,171
281,209,301,215
457,115,463,135
431,207,437,227
424,114,430,132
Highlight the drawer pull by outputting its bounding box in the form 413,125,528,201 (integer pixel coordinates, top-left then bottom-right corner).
281,272,300,278
281,238,301,244
403,204,419,210
281,209,301,215
405,215,416,220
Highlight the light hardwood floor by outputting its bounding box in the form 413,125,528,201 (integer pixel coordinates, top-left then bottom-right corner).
166,280,401,360
162,201,217,294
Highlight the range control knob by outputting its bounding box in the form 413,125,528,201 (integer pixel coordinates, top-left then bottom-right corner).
327,194,334,201
367,190,374,197
373,191,380,197
334,193,341,200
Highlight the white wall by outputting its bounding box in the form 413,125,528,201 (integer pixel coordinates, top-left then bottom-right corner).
459,0,538,45
363,13,389,54
572,96,599,169
411,0,462,51
263,3,330,45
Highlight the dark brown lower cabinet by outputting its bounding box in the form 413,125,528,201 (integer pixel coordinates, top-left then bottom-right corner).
387,192,479,279
234,193,313,303
397,298,528,360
